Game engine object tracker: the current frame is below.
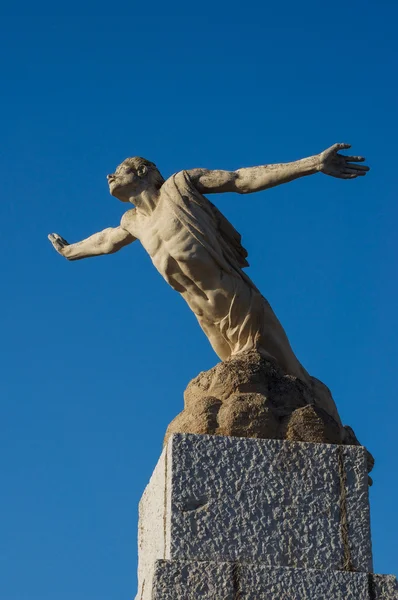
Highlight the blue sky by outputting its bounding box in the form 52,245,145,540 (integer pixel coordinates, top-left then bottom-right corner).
1,6,397,599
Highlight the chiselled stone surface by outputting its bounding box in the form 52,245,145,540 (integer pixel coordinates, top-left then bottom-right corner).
136,434,373,597
164,352,374,476
152,560,235,599
152,560,398,600
372,574,398,599
167,434,372,571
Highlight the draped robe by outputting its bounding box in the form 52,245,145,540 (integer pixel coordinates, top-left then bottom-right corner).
156,171,340,424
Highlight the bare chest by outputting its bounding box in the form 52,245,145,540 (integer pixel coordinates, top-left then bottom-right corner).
121,197,222,295
132,201,197,259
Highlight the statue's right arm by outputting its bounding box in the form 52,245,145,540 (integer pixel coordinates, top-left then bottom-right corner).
48,226,136,261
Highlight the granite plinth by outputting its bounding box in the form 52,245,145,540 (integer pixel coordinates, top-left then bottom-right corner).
152,560,398,600
136,434,379,599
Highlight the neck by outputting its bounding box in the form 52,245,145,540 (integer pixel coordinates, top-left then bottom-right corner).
128,185,160,214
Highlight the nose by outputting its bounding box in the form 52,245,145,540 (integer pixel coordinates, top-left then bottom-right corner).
107,174,114,180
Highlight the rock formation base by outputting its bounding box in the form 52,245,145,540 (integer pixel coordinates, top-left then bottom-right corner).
165,351,374,474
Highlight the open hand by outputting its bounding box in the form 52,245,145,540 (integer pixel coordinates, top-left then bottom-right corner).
48,233,70,257
319,143,369,179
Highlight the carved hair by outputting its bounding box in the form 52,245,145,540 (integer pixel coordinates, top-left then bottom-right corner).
123,157,165,190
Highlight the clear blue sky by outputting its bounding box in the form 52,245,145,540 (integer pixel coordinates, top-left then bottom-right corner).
1,6,397,599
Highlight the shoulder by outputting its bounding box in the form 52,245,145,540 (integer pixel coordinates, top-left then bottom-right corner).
175,169,198,183
120,208,137,229
162,170,190,185
158,171,193,197
161,170,198,193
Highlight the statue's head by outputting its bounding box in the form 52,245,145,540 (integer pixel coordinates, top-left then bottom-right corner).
107,157,165,202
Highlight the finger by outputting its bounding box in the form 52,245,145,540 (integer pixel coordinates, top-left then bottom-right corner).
345,163,369,172
56,236,68,246
51,242,63,253
342,155,365,162
52,237,65,247
344,168,366,176
49,233,68,247
333,143,351,151
48,234,63,251
329,171,357,179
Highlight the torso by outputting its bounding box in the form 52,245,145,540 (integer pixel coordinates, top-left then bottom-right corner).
120,189,224,313
118,175,317,385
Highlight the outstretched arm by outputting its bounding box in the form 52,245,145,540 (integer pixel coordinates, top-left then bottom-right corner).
187,143,369,195
48,226,136,261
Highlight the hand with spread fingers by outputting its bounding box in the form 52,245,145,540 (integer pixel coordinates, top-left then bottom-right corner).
48,233,70,257
319,143,370,179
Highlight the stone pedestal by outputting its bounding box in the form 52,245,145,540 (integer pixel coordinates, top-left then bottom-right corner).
136,434,397,599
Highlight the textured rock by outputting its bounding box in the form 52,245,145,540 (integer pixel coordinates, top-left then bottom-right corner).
152,560,398,600
282,404,342,443
137,434,373,598
165,352,374,475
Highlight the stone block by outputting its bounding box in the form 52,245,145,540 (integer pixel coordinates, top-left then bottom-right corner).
137,434,373,597
151,560,398,600
152,560,235,600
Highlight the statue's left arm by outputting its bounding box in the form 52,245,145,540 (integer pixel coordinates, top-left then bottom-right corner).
187,143,369,195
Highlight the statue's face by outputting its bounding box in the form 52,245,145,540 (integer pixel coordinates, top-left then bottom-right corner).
107,161,147,202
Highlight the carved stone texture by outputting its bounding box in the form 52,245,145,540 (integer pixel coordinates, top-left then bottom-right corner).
136,434,374,598
152,561,398,600
165,351,373,474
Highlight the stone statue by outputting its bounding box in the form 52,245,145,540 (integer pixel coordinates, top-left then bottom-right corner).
49,144,372,464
